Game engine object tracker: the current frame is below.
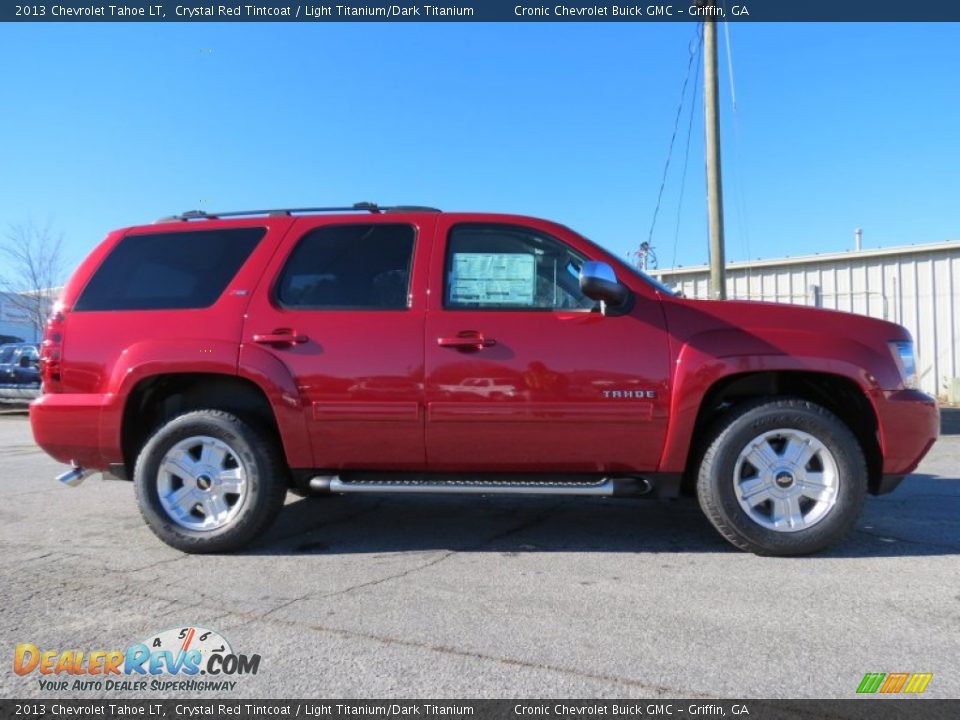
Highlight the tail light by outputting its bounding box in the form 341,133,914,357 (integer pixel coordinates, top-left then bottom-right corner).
39,308,65,393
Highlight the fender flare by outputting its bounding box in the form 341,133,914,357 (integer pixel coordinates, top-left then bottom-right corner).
99,339,312,469
237,343,313,468
658,329,889,473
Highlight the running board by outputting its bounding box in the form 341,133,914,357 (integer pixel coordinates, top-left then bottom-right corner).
308,474,653,497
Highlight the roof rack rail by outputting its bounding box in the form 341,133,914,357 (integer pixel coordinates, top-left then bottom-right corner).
156,202,441,223
382,205,443,213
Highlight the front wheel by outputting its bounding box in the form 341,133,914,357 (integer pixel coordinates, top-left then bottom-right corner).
134,410,287,553
697,398,867,556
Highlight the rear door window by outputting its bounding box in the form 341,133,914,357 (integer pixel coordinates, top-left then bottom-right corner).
75,228,265,311
276,224,415,310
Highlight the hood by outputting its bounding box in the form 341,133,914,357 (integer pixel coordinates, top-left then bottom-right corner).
669,298,910,342
659,297,911,390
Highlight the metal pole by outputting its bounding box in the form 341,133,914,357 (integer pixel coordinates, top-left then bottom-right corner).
703,14,727,299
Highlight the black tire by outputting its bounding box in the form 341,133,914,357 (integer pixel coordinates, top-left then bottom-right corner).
133,410,287,553
697,398,867,556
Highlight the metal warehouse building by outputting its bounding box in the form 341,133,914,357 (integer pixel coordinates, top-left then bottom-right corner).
654,240,960,400
0,292,37,343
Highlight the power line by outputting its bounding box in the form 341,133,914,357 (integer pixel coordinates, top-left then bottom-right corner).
721,16,753,287
671,25,703,270
723,14,737,111
646,24,704,254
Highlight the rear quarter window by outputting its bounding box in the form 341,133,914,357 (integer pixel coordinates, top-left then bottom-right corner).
74,228,265,311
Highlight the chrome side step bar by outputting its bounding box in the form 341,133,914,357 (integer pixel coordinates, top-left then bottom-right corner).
309,475,653,497
56,465,96,487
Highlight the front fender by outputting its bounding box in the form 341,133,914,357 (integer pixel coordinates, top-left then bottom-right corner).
658,328,889,473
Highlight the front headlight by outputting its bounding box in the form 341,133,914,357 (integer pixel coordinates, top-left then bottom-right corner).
889,340,918,389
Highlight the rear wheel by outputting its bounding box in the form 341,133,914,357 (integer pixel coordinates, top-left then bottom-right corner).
134,410,287,553
697,398,867,556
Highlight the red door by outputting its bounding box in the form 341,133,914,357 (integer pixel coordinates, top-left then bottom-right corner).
424,216,671,472
242,214,435,470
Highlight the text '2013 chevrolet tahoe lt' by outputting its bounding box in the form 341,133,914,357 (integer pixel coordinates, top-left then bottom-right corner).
30,204,940,555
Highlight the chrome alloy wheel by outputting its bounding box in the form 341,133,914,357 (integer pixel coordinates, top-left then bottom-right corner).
157,436,248,531
733,428,840,533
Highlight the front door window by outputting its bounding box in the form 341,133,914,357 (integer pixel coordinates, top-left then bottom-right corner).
444,224,596,311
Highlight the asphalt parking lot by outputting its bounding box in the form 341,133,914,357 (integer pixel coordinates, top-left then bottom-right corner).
2,409,958,700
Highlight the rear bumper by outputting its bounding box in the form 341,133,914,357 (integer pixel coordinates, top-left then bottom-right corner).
30,393,117,470
874,389,939,476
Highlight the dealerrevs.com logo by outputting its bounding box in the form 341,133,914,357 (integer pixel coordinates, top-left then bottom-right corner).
14,626,260,693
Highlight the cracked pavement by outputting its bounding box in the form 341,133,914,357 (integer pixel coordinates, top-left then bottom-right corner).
2,411,959,699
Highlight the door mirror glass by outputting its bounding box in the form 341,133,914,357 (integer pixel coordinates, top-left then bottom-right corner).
579,261,630,309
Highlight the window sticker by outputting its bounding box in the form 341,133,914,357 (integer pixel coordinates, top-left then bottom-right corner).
449,253,535,306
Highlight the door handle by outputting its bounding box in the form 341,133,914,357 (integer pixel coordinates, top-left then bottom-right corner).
437,331,496,351
253,330,309,345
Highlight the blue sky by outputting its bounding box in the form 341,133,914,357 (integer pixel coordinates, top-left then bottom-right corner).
0,22,957,279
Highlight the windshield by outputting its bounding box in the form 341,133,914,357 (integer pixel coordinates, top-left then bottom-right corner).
0,346,15,364
570,231,678,296
617,259,679,296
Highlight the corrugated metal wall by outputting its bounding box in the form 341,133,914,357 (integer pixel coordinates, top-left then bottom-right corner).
654,242,960,399
0,292,39,342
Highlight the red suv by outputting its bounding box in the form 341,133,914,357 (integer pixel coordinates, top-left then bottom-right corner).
30,204,939,555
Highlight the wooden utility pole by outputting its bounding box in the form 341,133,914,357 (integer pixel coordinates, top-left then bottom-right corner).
703,12,727,299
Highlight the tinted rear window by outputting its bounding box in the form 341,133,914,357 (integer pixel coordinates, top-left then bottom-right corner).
276,224,415,309
75,228,265,311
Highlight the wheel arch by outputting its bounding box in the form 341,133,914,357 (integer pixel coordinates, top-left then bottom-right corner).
667,369,883,495
118,372,307,481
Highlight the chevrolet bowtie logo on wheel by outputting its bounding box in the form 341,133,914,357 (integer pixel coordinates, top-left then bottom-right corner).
857,672,933,694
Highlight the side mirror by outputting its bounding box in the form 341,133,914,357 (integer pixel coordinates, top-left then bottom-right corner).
19,356,33,368
580,261,632,314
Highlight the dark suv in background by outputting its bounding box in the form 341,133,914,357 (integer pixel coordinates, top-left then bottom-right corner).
0,343,40,386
